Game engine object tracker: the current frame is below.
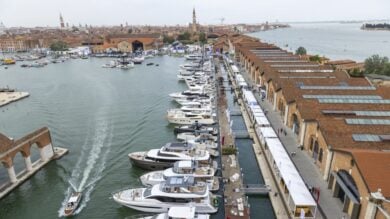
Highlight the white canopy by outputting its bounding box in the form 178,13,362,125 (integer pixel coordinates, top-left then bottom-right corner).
168,206,196,218
231,65,240,73
257,127,277,138
255,115,270,126
265,138,316,207
242,90,258,106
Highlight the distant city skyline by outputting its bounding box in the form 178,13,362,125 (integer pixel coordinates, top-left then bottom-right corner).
0,0,389,27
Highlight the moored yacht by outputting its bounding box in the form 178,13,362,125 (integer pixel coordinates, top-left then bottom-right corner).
140,161,219,191
166,111,215,125
112,176,218,213
129,142,210,170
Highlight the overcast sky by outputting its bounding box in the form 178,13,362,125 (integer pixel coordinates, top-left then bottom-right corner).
0,0,389,27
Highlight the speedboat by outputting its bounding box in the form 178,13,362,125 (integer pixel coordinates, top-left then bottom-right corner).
112,176,218,213
137,206,210,219
128,142,210,170
64,192,82,216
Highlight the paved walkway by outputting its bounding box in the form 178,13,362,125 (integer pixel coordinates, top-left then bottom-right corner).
239,67,347,219
215,58,250,219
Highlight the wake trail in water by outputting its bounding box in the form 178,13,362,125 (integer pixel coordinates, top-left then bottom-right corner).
58,114,113,217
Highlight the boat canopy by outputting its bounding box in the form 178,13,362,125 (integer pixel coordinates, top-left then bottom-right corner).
168,206,196,218
165,176,195,187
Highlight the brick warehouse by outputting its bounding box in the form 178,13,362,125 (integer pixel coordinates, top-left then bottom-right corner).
215,34,390,219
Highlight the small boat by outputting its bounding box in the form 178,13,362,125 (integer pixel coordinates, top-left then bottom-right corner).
64,192,82,216
146,62,154,66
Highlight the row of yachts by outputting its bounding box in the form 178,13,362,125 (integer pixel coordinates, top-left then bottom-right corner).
112,56,220,219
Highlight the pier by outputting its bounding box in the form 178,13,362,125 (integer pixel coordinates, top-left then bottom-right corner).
215,57,250,219
0,127,68,199
0,91,29,107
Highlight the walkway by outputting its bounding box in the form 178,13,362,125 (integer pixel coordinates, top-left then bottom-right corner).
215,58,250,219
239,66,347,219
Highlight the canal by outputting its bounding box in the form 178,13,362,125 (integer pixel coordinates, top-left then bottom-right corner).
222,65,276,219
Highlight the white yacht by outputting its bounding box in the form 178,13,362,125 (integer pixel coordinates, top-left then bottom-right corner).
140,161,219,192
129,142,210,170
166,111,215,125
169,90,210,100
185,54,203,61
137,207,210,219
175,98,213,106
176,133,217,143
112,177,219,213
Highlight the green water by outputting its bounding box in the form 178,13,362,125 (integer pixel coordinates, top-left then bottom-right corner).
0,56,272,218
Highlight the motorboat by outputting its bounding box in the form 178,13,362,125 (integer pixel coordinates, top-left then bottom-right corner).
166,110,215,125
140,161,219,192
132,56,144,64
112,176,218,213
173,123,217,136
177,133,217,143
117,63,134,69
102,61,117,68
185,54,203,61
128,142,210,170
169,90,210,99
64,192,82,216
137,206,210,219
175,97,213,106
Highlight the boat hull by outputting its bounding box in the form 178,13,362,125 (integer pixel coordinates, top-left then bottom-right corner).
129,156,174,171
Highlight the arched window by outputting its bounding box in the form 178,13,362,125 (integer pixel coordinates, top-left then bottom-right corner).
292,114,300,136
318,148,323,162
313,141,319,160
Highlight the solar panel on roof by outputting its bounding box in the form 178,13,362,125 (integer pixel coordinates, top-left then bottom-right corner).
300,86,376,90
318,99,390,104
279,70,334,73
346,118,390,125
303,95,383,100
352,134,381,142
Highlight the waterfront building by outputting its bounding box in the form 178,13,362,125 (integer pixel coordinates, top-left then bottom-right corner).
92,33,162,53
217,34,390,219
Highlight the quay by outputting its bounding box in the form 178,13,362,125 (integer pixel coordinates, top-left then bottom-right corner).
215,57,250,219
0,91,30,107
221,56,292,219
0,127,68,199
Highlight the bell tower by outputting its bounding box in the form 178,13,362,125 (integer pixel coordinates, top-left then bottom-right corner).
60,13,65,28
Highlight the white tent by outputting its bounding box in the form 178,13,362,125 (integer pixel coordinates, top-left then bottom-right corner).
264,138,317,217
256,126,277,145
231,65,240,74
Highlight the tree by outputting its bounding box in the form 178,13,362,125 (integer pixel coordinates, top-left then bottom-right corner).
295,46,307,55
309,55,321,63
162,35,175,44
177,31,191,41
199,32,207,44
348,68,365,77
50,41,68,51
364,55,390,75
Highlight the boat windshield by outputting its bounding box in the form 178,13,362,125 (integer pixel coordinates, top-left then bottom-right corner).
143,188,152,198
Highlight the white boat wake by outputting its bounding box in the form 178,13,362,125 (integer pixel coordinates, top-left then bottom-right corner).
58,117,113,217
